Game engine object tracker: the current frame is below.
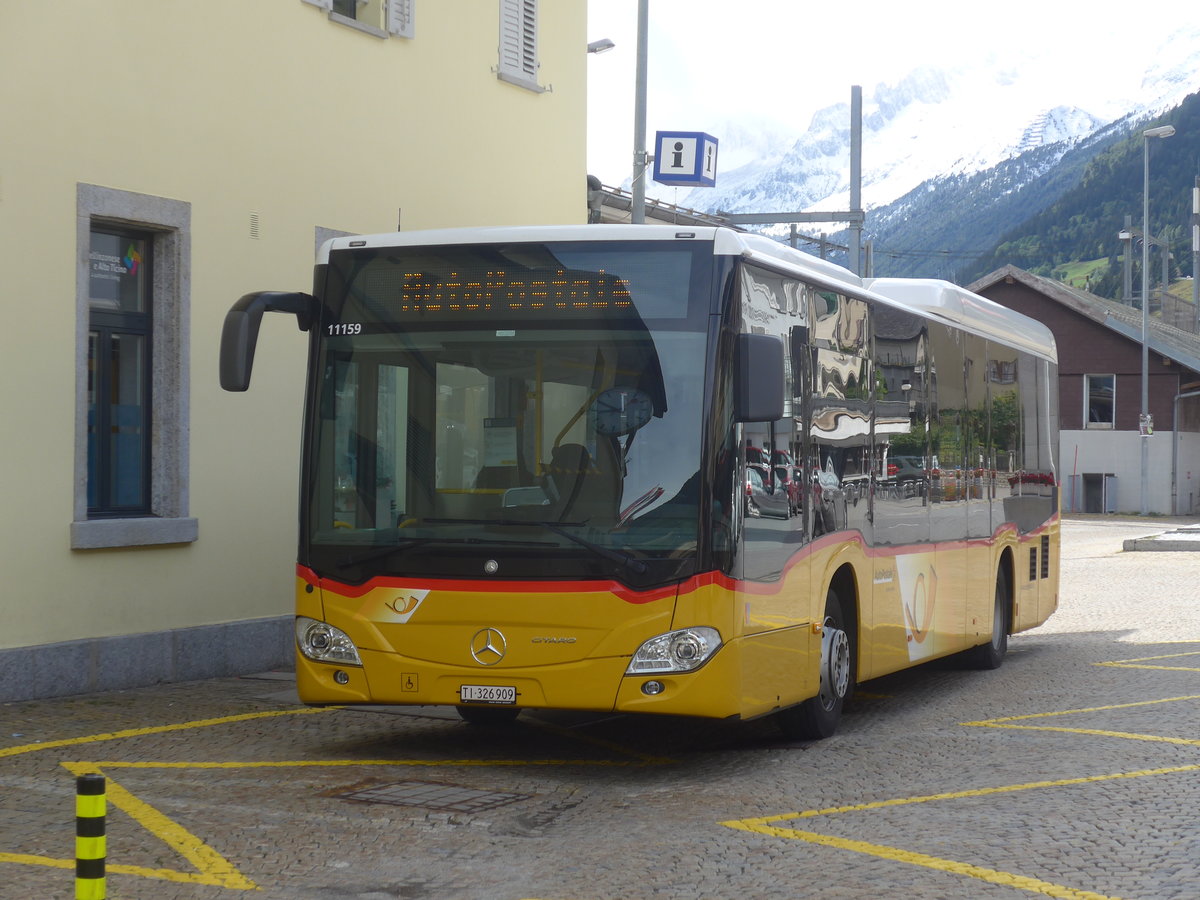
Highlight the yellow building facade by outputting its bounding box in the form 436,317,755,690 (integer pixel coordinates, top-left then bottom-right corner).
0,1,587,700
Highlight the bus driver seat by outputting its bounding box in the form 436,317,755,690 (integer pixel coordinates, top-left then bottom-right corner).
543,442,620,524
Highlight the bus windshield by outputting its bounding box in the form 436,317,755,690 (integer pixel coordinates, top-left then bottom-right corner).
305,240,713,585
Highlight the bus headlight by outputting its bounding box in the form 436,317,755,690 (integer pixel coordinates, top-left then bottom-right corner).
627,627,721,674
295,617,363,666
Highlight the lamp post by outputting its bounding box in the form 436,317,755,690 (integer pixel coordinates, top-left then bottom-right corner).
631,0,649,224
1141,124,1175,516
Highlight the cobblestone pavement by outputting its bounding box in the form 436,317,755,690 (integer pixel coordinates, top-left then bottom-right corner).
5,516,1200,900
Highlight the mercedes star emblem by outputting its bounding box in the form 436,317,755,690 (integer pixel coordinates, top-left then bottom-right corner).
470,628,507,666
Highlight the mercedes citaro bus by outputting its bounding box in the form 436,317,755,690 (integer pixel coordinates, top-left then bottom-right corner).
220,225,1059,739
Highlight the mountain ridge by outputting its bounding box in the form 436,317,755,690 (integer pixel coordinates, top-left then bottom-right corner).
665,25,1200,285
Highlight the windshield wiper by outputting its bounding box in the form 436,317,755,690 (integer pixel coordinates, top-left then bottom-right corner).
335,536,431,570
423,517,648,575
339,524,561,569
538,521,648,575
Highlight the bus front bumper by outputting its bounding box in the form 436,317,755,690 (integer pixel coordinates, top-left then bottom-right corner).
295,641,748,720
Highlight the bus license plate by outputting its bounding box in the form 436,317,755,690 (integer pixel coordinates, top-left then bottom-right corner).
460,684,516,704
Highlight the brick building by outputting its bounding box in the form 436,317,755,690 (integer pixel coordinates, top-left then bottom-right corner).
971,265,1200,515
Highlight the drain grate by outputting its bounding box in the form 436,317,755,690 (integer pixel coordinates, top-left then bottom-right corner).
338,780,531,813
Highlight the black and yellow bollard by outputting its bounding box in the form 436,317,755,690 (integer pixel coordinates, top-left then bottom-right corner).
75,773,106,900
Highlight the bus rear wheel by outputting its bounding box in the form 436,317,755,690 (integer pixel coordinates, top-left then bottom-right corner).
960,567,1010,670
776,588,852,740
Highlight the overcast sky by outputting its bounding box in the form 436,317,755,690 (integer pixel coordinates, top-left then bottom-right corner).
586,1,1187,187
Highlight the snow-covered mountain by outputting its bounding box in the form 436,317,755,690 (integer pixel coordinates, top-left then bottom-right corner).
675,25,1200,222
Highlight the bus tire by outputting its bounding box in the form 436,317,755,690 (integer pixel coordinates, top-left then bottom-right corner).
961,567,1010,670
456,705,521,726
776,587,852,740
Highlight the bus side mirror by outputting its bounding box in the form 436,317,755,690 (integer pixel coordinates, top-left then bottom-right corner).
734,332,785,422
220,291,315,391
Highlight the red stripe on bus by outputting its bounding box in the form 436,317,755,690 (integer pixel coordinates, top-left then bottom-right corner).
296,513,1057,606
297,564,680,605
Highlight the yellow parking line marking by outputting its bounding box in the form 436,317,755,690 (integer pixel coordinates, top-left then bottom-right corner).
722,763,1200,899
971,724,1200,747
722,820,1118,900
1100,650,1200,662
77,757,660,770
0,852,72,870
2,701,672,890
0,851,239,884
962,694,1200,726
8,752,661,889
730,763,1200,825
8,646,1193,894
1092,650,1200,673
59,762,258,890
1097,663,1200,673
0,706,336,759
962,694,1200,746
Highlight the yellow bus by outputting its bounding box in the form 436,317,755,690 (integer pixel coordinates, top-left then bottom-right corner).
220,225,1059,739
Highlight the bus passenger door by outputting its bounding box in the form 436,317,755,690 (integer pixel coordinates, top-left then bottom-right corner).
963,333,995,647
925,322,969,658
871,315,931,676
808,291,871,541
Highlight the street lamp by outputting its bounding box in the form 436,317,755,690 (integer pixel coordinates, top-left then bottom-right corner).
1140,124,1175,515
631,0,649,224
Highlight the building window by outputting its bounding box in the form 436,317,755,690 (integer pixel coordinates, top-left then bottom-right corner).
73,184,196,550
498,0,543,92
88,227,153,515
303,0,413,38
987,358,1016,384
1084,374,1115,428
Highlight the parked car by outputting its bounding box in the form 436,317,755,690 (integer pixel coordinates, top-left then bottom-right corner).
811,465,845,534
745,463,791,519
745,445,794,470
888,455,927,483
746,445,767,468
774,465,801,514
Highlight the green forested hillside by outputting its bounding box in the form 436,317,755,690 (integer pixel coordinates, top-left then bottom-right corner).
957,90,1200,296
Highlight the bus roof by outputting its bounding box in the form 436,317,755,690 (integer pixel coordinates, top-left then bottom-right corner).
714,229,1057,363
317,224,719,261
317,224,1056,363
862,277,1058,364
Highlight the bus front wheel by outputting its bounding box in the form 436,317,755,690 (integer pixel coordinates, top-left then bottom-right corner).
777,588,852,740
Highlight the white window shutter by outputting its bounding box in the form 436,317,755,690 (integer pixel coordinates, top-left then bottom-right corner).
498,0,539,88
387,0,414,38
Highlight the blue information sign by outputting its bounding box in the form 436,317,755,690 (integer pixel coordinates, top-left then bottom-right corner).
652,131,718,187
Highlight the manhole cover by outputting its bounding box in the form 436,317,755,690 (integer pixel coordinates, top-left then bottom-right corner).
338,780,531,813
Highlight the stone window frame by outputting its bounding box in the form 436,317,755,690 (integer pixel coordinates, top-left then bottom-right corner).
72,183,197,550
